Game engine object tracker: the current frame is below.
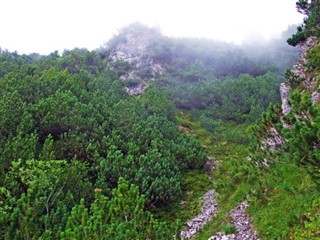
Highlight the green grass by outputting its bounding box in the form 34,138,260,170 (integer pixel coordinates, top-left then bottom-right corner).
165,42,320,239
174,111,254,239
153,112,217,233
221,224,237,235
157,111,320,239
248,162,320,239
176,111,250,158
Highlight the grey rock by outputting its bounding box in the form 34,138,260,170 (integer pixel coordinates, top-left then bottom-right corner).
204,157,214,173
292,37,319,90
208,201,259,240
180,190,218,239
125,82,148,95
312,90,320,105
263,127,286,151
280,82,291,115
108,26,166,95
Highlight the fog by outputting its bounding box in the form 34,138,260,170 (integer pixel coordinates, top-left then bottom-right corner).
0,0,303,54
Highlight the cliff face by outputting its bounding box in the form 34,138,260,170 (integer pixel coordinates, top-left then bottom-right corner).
280,37,319,117
106,23,166,95
109,28,165,80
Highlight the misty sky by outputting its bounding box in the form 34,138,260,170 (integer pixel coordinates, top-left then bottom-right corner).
1,0,304,54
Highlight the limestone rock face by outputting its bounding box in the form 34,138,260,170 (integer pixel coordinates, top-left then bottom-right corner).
312,90,320,105
255,37,319,165
125,82,148,95
292,36,319,90
279,82,291,116
264,127,286,151
107,23,166,95
280,37,319,116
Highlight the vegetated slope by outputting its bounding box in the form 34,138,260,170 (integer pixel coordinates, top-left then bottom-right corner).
102,22,298,117
250,37,320,239
177,2,320,239
0,10,307,240
0,48,207,239
186,35,320,239
247,1,320,238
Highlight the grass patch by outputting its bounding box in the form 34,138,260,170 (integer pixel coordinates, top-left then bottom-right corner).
159,111,320,239
248,162,320,239
221,224,237,235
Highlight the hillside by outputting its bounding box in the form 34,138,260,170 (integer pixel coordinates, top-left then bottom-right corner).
101,23,298,125
0,1,320,239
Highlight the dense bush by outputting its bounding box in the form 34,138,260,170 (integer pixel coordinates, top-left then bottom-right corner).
0,49,206,238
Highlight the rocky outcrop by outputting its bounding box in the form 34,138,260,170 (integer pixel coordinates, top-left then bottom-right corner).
107,23,165,95
312,90,320,104
125,82,148,95
264,37,320,151
291,36,319,90
204,157,222,173
264,127,286,151
208,202,259,240
180,190,219,239
279,82,291,115
279,37,318,115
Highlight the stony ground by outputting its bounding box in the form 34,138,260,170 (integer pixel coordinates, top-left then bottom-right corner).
180,155,259,240
208,201,259,240
180,189,219,239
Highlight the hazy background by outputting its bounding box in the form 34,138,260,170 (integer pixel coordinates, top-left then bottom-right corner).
0,0,303,54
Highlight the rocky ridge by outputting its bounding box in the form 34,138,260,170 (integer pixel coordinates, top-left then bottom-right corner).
291,36,319,100
263,36,320,151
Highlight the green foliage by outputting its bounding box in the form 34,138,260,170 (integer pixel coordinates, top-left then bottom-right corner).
221,224,237,235
285,69,304,85
288,0,320,46
287,25,307,46
280,92,320,181
0,159,92,239
61,178,173,240
249,32,320,239
200,72,282,125
306,44,320,73
103,23,297,114
0,19,308,239
250,90,320,180
200,117,225,134
177,111,320,240
202,122,319,239
249,104,284,167
290,198,320,239
247,162,318,239
0,48,208,238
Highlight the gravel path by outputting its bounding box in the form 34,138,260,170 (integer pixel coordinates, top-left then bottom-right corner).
208,201,260,240
180,190,219,239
